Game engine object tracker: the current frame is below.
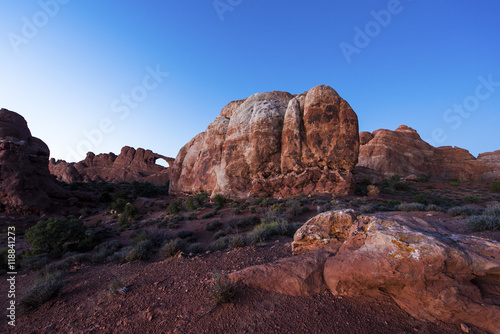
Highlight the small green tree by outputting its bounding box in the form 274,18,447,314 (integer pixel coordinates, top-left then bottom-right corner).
25,218,86,258
490,181,500,193
213,194,226,208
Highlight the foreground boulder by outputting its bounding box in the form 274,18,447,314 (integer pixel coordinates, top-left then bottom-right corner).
230,210,500,333
170,85,360,199
50,146,174,185
356,125,500,182
0,109,64,213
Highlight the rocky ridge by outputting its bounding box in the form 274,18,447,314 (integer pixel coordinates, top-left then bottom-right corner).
356,125,500,182
49,146,174,185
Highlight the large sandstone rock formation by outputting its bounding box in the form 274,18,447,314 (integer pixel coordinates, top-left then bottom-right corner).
0,109,63,213
356,125,500,182
230,210,500,333
170,85,360,199
49,146,174,185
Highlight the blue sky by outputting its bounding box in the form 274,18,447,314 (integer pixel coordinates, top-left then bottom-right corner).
1,0,499,162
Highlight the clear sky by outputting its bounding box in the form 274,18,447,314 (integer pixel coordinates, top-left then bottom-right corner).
1,0,499,162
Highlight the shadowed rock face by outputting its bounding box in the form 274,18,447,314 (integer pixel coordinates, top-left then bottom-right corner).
0,109,63,213
170,85,360,199
356,125,500,182
230,210,500,333
49,146,174,185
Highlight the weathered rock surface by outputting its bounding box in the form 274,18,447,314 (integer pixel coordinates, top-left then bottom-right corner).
356,125,500,182
50,146,174,185
230,210,500,333
170,85,360,199
0,109,64,213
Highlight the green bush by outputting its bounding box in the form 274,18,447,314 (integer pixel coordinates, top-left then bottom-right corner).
92,240,122,263
466,215,500,232
463,196,482,204
393,183,411,191
167,199,185,215
124,203,138,217
176,230,194,239
425,204,442,212
209,236,230,251
213,194,226,208
417,173,432,183
359,204,375,213
229,235,247,249
20,271,66,312
108,198,128,213
187,242,204,254
25,218,86,258
412,193,429,205
490,181,500,193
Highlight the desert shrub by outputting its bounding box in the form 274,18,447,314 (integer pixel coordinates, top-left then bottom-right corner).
108,246,133,263
176,230,194,239
132,181,167,198
213,194,226,208
167,222,180,229
490,181,500,193
463,196,482,204
355,179,372,196
186,197,196,211
227,215,260,230
25,218,86,259
210,272,237,304
160,238,188,258
209,236,230,251
449,182,459,187
125,240,153,262
108,280,127,295
108,198,128,213
206,220,223,231
448,206,482,217
246,221,300,244
391,175,401,182
147,230,172,247
426,185,436,189
285,199,305,217
466,215,500,232
393,183,411,191
231,208,241,215
187,242,204,254
124,203,138,217
417,173,432,183
425,204,443,212
92,240,122,263
167,199,185,215
484,206,500,217
386,200,401,208
201,209,218,219
359,204,375,214
412,193,429,205
19,271,66,312
249,206,257,213
229,235,247,249
261,207,288,225
213,231,227,240
395,202,425,212
21,256,51,271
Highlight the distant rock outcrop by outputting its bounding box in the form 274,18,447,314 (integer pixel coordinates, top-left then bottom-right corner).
230,210,500,333
50,146,174,185
0,109,63,213
170,85,360,199
356,125,500,182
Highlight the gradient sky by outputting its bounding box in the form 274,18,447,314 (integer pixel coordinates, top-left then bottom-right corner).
1,0,499,163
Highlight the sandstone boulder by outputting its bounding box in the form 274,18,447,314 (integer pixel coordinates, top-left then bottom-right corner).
230,210,500,333
50,146,174,185
0,109,63,213
170,85,360,199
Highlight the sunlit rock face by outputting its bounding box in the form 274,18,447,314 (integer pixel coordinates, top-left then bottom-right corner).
170,85,360,200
